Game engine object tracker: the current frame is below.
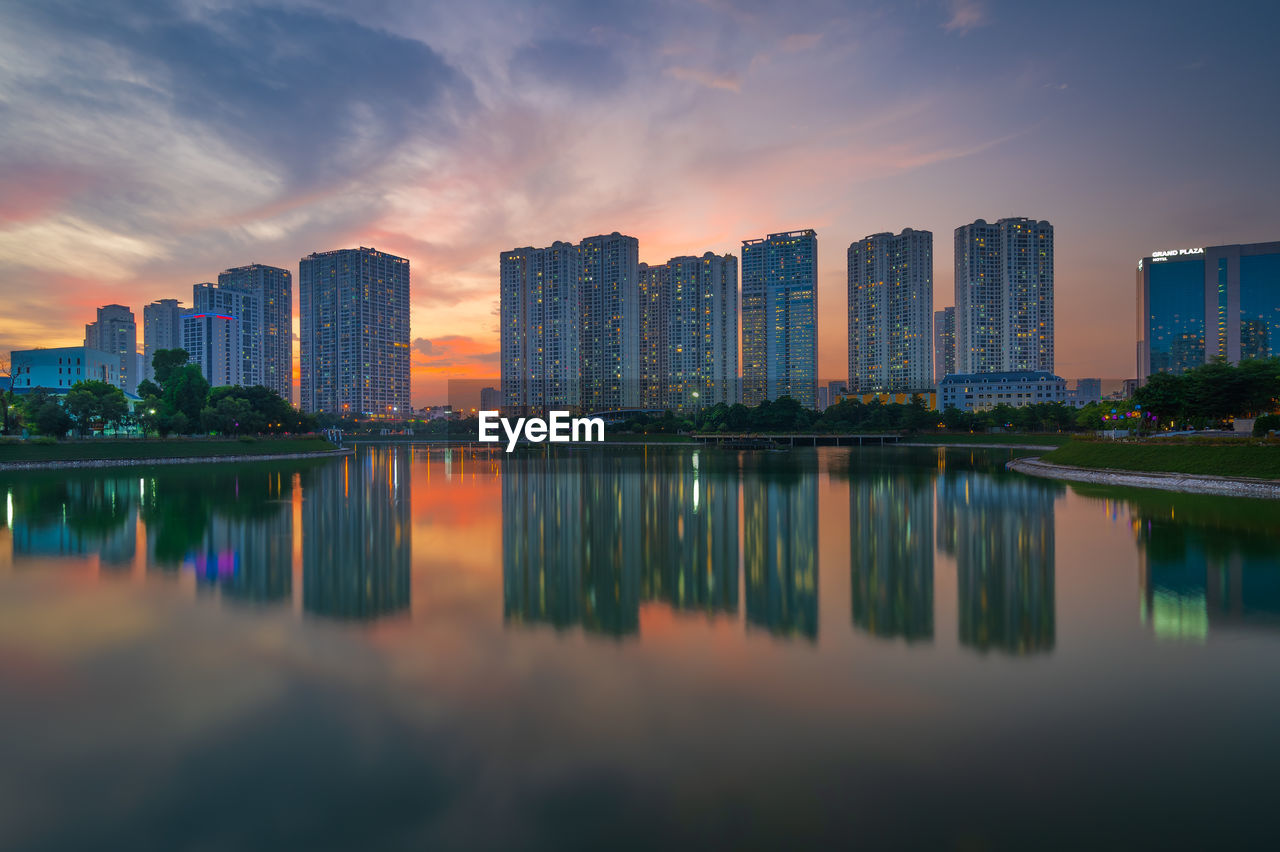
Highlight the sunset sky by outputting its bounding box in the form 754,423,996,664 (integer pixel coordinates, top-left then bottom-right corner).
2,0,1278,405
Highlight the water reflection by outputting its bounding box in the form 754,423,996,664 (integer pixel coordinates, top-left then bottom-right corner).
1124,491,1280,641
938,472,1059,655
502,449,742,636
11,477,138,567
2,451,412,622
302,452,411,620
743,455,819,640
849,468,933,642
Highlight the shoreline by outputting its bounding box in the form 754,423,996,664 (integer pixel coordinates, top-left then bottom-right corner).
0,447,354,472
1007,456,1280,500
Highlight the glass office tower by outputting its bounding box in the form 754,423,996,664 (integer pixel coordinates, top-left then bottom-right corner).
1136,241,1280,382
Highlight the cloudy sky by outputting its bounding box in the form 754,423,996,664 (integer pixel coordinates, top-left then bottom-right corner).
1,0,1277,404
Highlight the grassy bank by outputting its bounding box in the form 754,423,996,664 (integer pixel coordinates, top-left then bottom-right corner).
1043,439,1280,480
0,437,338,463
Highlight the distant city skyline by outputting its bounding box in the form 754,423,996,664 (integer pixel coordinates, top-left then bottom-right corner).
2,1,1279,405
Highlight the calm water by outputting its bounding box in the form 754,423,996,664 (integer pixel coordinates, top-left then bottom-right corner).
1,445,1279,850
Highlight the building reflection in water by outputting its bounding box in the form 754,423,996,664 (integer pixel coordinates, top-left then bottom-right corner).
849,469,933,642
1130,496,1280,641
189,471,293,604
502,448,741,637
743,455,818,641
938,472,1057,655
302,450,411,621
9,476,138,568
640,450,739,614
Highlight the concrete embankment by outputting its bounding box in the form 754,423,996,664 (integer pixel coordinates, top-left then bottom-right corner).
0,447,354,472
1007,456,1280,500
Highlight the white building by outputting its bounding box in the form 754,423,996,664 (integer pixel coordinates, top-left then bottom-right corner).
10,346,121,393
500,241,581,412
954,218,1054,375
742,230,818,408
143,298,184,382
848,228,933,393
182,312,242,387
84,304,138,395
938,370,1067,412
193,282,261,387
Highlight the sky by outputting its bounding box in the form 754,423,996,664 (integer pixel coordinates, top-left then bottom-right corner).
1,0,1278,405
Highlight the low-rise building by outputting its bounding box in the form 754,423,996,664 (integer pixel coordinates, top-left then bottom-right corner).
938,371,1067,412
10,346,122,393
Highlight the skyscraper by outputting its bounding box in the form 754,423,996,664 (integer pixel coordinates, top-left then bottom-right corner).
299,247,410,418
954,218,1054,374
741,229,817,408
934,306,956,384
181,312,241,387
579,232,640,411
637,261,669,410
847,228,933,393
84,304,137,394
1136,240,1280,382
501,241,581,412
645,252,738,412
193,282,260,387
218,264,293,401
143,299,184,382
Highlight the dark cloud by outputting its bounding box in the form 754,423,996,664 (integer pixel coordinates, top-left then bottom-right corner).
413,337,436,356
510,38,626,96
18,0,474,187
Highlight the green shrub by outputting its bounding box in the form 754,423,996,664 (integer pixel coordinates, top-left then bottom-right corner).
1253,413,1280,437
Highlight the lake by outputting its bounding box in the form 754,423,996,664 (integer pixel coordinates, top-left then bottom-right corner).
1,444,1278,850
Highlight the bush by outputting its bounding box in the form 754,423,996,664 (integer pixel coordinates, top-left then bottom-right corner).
238,435,257,443
1253,413,1280,437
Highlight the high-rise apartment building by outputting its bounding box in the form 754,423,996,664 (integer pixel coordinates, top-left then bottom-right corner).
500,241,581,412
641,253,738,412
847,228,933,393
934,306,956,384
193,282,260,387
143,299,184,382
182,312,241,387
218,264,293,401
1136,241,1280,382
579,232,640,411
84,304,137,394
741,230,817,408
954,218,1054,375
299,247,410,417
637,261,669,410
501,234,640,413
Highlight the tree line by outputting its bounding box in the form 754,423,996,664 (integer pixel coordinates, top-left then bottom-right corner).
3,349,315,438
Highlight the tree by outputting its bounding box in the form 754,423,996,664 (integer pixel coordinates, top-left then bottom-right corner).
64,380,129,435
151,349,190,386
28,390,72,438
162,364,210,429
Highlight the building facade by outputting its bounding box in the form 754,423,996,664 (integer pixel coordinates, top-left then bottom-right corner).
637,261,669,410
1136,241,1280,383
938,370,1067,412
218,264,293,401
193,282,260,388
934,306,956,384
847,229,933,393
641,252,738,412
500,241,581,412
182,312,241,387
143,299,184,382
84,304,137,395
299,247,410,417
742,229,817,408
10,347,121,393
579,232,640,411
954,218,1054,375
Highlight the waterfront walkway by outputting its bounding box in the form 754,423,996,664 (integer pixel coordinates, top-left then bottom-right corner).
1007,456,1280,500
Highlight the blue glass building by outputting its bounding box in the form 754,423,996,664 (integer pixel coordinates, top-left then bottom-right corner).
1137,241,1280,382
